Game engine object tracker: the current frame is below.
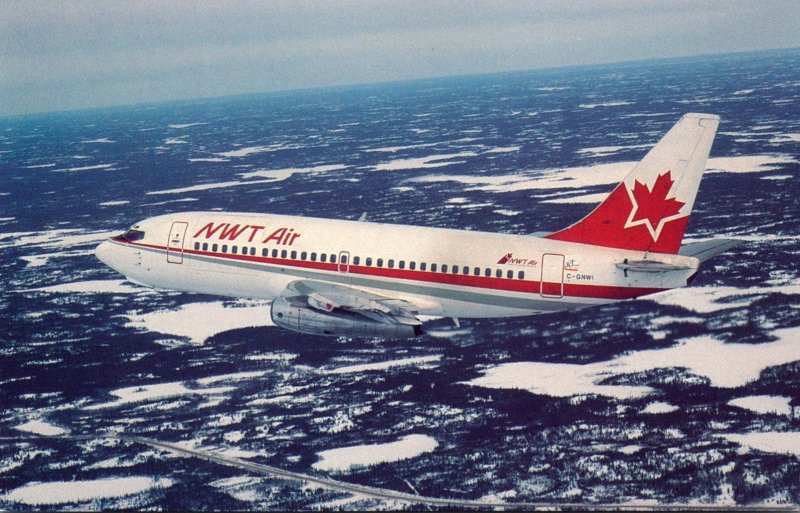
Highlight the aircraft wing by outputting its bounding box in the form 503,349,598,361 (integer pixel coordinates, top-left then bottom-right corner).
282,279,421,325
678,238,743,262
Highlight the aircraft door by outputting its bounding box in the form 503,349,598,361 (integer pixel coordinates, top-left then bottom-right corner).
167,222,189,264
540,253,564,298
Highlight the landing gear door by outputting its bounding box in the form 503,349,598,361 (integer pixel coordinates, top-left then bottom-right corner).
167,222,189,264
540,253,564,298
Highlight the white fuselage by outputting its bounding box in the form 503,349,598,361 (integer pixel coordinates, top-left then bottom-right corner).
96,211,698,318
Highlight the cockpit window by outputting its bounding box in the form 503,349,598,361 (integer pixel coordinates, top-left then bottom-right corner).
113,229,146,242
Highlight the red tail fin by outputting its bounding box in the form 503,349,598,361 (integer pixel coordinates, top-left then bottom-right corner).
546,113,719,254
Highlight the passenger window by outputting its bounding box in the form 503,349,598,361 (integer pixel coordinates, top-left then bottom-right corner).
507,270,513,279
454,266,461,274
341,255,348,264
232,246,238,254
212,244,218,252
240,246,246,255
291,251,297,259
202,243,208,251
301,251,307,260
377,258,383,267
473,267,480,276
222,245,228,253
484,268,491,277
194,242,200,250
420,262,427,271
281,249,287,258
331,254,337,264
321,253,327,262
366,257,372,266
518,271,525,280
272,249,278,258
399,260,405,269
388,259,395,268
353,256,360,265
496,269,502,278
311,252,317,261
430,263,436,272
250,248,256,256
262,248,268,257
441,264,447,273
409,261,416,270
462,266,469,275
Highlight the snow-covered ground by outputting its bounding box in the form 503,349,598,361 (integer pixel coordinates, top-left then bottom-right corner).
641,402,679,414
125,300,274,344
239,164,348,182
1,477,173,506
85,381,236,410
406,154,797,194
466,327,800,399
375,152,477,171
722,432,800,458
320,355,442,375
728,395,793,416
312,434,438,472
21,279,145,295
14,420,67,436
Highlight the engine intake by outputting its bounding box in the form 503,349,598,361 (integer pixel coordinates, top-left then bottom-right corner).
270,296,422,338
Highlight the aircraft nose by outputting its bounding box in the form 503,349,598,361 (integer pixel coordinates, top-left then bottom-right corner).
95,240,117,269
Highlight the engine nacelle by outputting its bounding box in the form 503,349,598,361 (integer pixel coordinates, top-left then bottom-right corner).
270,296,422,338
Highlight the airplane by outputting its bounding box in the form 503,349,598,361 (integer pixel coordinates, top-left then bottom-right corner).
96,113,740,338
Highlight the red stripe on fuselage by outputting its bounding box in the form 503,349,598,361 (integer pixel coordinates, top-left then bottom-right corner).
113,239,666,300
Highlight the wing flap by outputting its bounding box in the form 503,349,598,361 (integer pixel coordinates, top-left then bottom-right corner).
285,280,420,322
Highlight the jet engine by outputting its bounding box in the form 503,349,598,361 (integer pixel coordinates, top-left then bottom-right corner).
270,296,422,338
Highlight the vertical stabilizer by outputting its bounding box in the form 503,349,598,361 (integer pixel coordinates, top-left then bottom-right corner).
546,113,719,254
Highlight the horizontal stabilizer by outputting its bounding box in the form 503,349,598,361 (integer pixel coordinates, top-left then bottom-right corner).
678,238,743,262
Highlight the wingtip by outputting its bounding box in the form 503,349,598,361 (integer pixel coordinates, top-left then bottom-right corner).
683,112,721,121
